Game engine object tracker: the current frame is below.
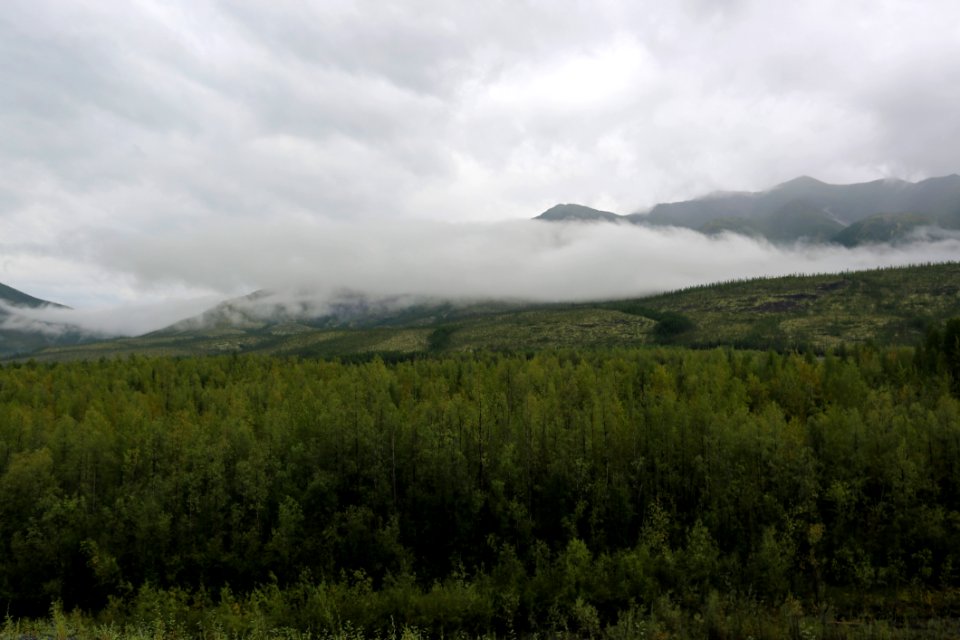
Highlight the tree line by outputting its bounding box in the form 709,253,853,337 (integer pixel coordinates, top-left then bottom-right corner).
1,342,959,636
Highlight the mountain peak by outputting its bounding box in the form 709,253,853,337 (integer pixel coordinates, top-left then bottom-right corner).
0,282,70,310
772,175,827,190
535,203,622,222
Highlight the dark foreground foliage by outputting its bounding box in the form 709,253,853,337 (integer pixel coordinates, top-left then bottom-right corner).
2,341,960,637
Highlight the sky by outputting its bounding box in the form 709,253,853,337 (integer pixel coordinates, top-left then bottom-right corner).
2,0,960,332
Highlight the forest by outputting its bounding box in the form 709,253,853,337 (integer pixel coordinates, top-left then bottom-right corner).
2,325,960,639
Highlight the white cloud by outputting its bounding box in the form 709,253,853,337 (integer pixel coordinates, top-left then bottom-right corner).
70,219,960,329
5,212,959,336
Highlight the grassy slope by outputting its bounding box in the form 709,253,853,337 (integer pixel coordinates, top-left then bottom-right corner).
20,262,960,361
622,261,960,350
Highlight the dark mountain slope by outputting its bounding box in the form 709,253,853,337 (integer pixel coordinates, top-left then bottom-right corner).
631,176,914,228
697,200,846,242
832,212,938,247
0,282,82,358
535,203,623,222
0,282,69,310
615,174,960,244
755,200,846,243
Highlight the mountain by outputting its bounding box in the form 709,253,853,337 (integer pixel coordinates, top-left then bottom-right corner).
0,282,90,358
535,203,623,222
697,199,846,242
832,211,939,247
539,174,960,245
0,282,69,310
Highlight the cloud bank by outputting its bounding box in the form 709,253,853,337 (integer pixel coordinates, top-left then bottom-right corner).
7,219,954,337
0,296,224,338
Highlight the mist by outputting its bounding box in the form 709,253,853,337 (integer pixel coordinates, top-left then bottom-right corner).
6,218,950,337
0,296,224,339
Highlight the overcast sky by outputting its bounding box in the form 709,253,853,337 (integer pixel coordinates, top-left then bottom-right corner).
2,0,960,320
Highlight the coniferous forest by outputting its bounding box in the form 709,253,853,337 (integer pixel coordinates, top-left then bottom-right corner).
3,328,960,638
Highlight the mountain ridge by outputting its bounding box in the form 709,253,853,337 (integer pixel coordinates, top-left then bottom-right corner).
0,282,70,310
537,174,960,245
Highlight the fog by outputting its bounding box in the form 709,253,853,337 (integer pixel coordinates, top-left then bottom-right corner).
5,219,956,337
0,296,224,339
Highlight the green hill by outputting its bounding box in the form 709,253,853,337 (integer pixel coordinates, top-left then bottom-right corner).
18,262,960,361
607,261,960,350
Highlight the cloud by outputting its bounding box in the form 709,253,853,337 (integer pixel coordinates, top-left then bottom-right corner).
2,0,960,322
6,213,959,337
32,218,952,332
0,296,223,338
3,0,960,235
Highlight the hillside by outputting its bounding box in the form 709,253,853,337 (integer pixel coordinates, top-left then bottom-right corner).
606,261,960,350
19,262,960,361
534,203,623,222
0,282,86,358
632,174,960,229
832,211,938,246
0,282,69,309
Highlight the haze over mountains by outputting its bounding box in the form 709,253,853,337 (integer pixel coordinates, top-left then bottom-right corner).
3,173,960,358
0,283,91,357
536,174,960,245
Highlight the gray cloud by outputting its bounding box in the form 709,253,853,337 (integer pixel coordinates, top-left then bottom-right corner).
0,296,221,337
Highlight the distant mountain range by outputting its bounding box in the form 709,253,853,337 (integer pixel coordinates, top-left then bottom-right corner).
536,174,960,245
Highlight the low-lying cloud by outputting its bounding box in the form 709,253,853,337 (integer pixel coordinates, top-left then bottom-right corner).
0,296,224,339
8,218,951,337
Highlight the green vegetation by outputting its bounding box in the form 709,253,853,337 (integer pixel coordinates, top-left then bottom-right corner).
2,338,960,637
5,263,960,637
614,262,960,351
